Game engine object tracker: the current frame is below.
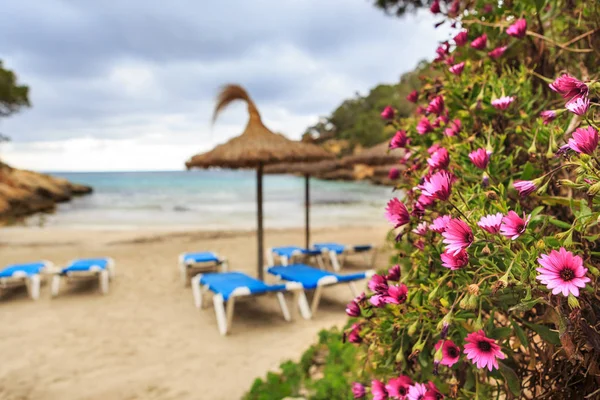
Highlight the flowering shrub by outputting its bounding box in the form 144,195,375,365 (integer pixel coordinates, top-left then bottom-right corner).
348,1,600,398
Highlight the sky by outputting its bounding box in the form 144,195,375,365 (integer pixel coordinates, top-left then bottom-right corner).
0,0,451,172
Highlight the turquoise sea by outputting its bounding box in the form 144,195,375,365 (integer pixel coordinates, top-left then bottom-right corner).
29,170,395,230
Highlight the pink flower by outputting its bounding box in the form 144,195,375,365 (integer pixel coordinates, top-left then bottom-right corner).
352,382,366,399
386,265,401,281
435,339,461,366
491,96,515,110
449,62,465,76
385,283,408,304
385,198,410,228
442,219,473,255
417,193,435,208
407,90,419,103
549,74,588,101
454,30,468,46
386,376,413,399
390,130,409,149
536,247,591,297
464,330,506,371
381,106,395,120
427,96,445,116
513,180,537,197
448,0,460,16
347,323,362,344
444,55,455,66
346,300,360,317
568,126,599,155
565,96,590,116
369,294,386,308
372,379,389,400
424,382,443,400
441,248,469,270
430,215,452,233
478,213,503,234
540,110,557,125
444,119,461,137
432,114,449,128
419,170,454,201
427,148,450,171
368,274,388,294
488,46,507,59
430,0,441,14
389,167,400,180
407,383,428,400
470,34,487,50
469,148,491,169
417,117,434,135
506,18,527,39
428,143,441,154
500,211,530,240
413,221,428,236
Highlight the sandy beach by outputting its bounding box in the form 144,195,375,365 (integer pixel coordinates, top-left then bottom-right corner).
0,224,389,400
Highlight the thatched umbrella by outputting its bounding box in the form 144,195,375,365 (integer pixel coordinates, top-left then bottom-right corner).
185,84,332,279
341,141,403,166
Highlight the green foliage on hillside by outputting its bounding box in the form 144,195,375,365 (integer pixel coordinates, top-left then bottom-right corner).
0,61,30,119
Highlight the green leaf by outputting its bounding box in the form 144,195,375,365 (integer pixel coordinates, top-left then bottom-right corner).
510,318,529,347
523,322,560,346
534,0,546,13
498,361,521,397
490,327,512,340
520,162,535,180
548,217,572,229
509,298,541,312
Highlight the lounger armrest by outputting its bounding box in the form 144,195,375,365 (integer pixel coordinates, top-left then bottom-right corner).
365,270,376,279
229,287,252,298
285,282,304,291
316,275,339,287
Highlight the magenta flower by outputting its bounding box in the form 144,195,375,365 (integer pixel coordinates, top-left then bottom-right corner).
441,248,469,270
500,211,530,240
568,126,599,155
444,119,461,137
385,283,408,304
345,300,360,317
449,62,465,76
412,221,428,236
417,117,434,135
491,96,515,110
444,55,455,66
469,148,491,169
386,265,401,281
407,383,428,400
536,247,591,297
369,294,386,308
430,0,441,13
427,96,445,116
432,114,449,128
549,74,588,101
427,147,450,171
454,30,468,46
428,143,441,154
388,167,400,180
565,96,590,116
352,382,366,399
385,198,410,228
390,130,409,149
424,383,443,400
448,0,460,16
407,90,419,103
381,106,395,120
386,376,413,399
513,180,537,197
372,379,389,400
506,18,527,39
464,330,506,371
368,274,388,294
442,219,473,255
430,215,452,233
478,213,503,234
540,110,557,125
419,170,454,201
347,323,362,344
417,193,435,208
488,46,507,59
435,339,461,366
470,34,487,50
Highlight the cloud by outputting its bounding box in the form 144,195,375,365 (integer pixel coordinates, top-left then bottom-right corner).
0,0,450,171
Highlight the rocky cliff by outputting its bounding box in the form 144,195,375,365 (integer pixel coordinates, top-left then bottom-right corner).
0,161,92,223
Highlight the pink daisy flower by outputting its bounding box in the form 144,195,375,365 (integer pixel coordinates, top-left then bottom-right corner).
407,383,428,400
432,114,449,128
407,90,419,103
386,376,413,399
536,247,591,297
388,168,400,180
506,18,527,39
440,248,469,270
442,219,474,255
500,211,530,240
424,382,443,400
453,30,468,46
449,62,465,76
417,117,434,135
413,221,428,236
345,300,360,317
347,323,362,344
448,0,460,16
427,147,450,171
390,130,409,149
369,294,386,308
430,215,452,233
352,382,366,399
368,274,388,294
419,170,454,201
477,213,503,234
464,330,506,371
565,96,590,116
381,106,395,120
385,198,410,228
430,0,441,14
491,96,515,110
372,379,389,400
444,119,461,137
540,110,557,125
385,283,408,304
428,143,441,154
568,126,598,155
469,148,491,169
435,339,461,366
488,46,507,59
427,96,445,116
513,180,537,197
470,34,487,50
386,265,401,281
549,74,588,101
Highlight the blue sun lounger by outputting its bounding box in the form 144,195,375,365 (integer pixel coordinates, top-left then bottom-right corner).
191,272,309,335
266,246,326,268
312,242,377,271
0,261,53,300
267,263,375,316
51,258,115,297
178,251,228,286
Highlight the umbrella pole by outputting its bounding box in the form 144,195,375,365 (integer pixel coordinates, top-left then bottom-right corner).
257,163,264,280
305,174,310,249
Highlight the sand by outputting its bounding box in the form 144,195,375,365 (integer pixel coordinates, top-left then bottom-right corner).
0,225,390,400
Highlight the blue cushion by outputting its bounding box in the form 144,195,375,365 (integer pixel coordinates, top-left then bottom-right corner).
62,258,110,274
353,245,373,252
0,262,47,278
268,264,367,290
312,242,346,254
272,246,322,258
183,252,220,264
198,272,287,301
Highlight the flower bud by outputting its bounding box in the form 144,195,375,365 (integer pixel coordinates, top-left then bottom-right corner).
568,294,580,309
407,320,419,336
485,191,498,200
467,284,480,296
535,240,545,250
459,294,470,309
473,315,484,330
588,265,600,277
482,245,491,255
465,294,479,310
588,181,600,196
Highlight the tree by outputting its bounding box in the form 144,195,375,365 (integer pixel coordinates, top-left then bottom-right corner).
372,0,436,16
0,60,30,119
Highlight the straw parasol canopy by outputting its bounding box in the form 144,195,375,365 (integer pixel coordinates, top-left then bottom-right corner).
185,84,333,278
264,159,342,176
341,141,403,166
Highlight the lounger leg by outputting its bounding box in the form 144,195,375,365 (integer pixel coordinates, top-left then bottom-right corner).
25,275,41,300
348,282,358,298
266,250,275,268
99,270,109,294
225,297,236,334
180,262,189,287
296,291,312,320
329,252,341,272
311,286,324,315
213,294,228,336
191,275,202,308
220,260,229,273
276,292,292,322
315,255,325,270
51,275,61,297
107,258,116,279
281,255,289,267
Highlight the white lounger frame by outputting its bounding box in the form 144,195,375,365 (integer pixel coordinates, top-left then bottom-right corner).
322,244,378,272
191,273,311,336
0,261,54,300
178,253,229,287
51,258,116,297
266,247,326,269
